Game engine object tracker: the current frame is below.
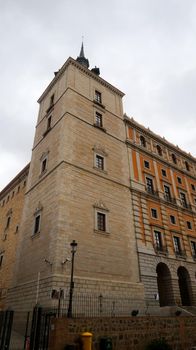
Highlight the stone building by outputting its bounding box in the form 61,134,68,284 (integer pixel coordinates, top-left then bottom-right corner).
0,45,195,311
125,117,196,306
0,164,29,308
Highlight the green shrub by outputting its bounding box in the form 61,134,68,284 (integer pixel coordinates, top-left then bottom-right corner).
145,338,172,350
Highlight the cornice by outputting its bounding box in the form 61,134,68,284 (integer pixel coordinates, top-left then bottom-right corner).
0,163,30,200
124,114,196,163
37,57,125,103
127,140,196,181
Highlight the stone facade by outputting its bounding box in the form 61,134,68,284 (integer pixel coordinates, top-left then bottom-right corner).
49,316,196,350
6,56,144,311
125,117,196,306
1,49,195,311
0,164,29,308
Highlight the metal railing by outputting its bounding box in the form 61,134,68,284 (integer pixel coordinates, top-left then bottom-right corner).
146,187,159,197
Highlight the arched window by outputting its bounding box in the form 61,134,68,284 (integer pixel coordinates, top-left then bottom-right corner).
157,145,162,156
140,135,146,148
172,153,177,164
185,161,190,171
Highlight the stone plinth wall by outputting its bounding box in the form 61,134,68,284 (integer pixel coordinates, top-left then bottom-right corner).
49,316,196,350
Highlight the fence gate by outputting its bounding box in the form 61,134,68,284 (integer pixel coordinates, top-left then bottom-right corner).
0,310,14,350
30,307,55,350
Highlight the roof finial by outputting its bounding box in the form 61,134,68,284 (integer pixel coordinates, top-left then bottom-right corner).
76,40,89,68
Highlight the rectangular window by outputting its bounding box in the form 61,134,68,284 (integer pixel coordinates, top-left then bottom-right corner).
5,216,11,230
47,116,52,129
191,241,196,257
50,94,54,106
41,158,47,173
173,236,181,254
191,184,195,191
177,176,182,184
164,185,171,201
151,208,158,219
97,212,106,231
179,192,187,208
187,221,192,230
154,231,162,251
96,155,104,170
34,215,41,235
95,90,102,104
144,160,150,169
170,215,176,224
95,112,103,127
161,169,167,177
0,255,3,268
146,177,154,193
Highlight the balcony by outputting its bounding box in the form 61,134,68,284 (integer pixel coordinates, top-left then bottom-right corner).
154,244,168,255
175,249,186,258
146,187,159,197
164,194,176,204
180,201,192,210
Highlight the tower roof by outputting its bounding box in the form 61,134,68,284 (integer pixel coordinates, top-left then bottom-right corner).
76,42,89,68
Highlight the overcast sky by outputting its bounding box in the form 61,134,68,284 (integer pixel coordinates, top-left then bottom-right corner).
0,0,196,191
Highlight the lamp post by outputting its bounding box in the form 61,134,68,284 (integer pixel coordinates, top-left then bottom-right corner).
67,240,78,318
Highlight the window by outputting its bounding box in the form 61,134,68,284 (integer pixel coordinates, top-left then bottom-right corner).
173,236,181,254
185,161,190,171
177,176,182,184
140,135,146,148
5,216,11,230
17,186,20,193
47,116,52,130
0,254,3,268
144,160,150,169
164,185,171,201
50,94,54,106
97,212,106,231
95,90,102,104
34,215,41,235
179,192,187,208
151,208,158,219
146,177,154,194
172,153,177,164
41,158,47,173
15,225,19,233
95,112,103,128
157,145,162,156
95,155,104,170
191,241,196,257
23,180,26,187
187,221,192,230
191,184,195,191
154,231,162,251
161,169,167,177
11,191,15,198
170,215,176,224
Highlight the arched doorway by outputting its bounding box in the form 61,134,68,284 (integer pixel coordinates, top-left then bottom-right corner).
156,263,174,306
177,266,192,306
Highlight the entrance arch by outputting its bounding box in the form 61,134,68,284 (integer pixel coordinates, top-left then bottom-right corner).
156,263,174,306
177,266,192,306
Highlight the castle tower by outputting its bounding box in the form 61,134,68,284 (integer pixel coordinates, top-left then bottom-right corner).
7,46,144,310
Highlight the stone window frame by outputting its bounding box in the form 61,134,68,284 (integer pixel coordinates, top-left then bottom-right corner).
93,201,110,235
40,150,49,177
93,145,108,174
153,229,164,252
172,235,184,256
144,160,150,169
5,209,13,231
186,221,192,230
161,169,167,177
95,90,102,104
189,239,196,259
151,208,158,219
156,144,163,156
170,215,176,225
32,203,43,237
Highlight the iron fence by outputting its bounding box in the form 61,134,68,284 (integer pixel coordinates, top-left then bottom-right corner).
48,293,159,318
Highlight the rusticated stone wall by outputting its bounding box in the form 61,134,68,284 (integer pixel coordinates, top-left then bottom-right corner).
49,316,196,350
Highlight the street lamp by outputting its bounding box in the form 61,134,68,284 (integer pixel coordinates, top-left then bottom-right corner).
67,240,78,318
